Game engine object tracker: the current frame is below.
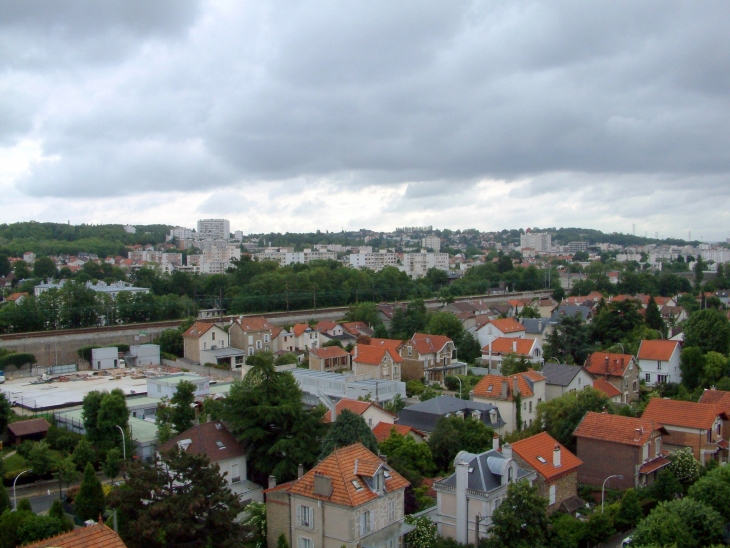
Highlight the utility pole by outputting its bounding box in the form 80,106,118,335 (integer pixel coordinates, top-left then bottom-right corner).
286,283,289,312
313,286,316,312
219,288,223,323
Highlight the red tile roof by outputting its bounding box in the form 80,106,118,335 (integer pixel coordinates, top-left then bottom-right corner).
183,321,217,338
410,333,453,355
342,322,371,336
323,398,395,423
285,443,409,507
292,323,311,337
314,320,338,332
639,456,670,474
511,432,582,480
372,422,424,442
7,418,51,437
573,412,665,446
472,371,544,400
352,345,402,365
157,421,246,463
483,318,526,334
481,337,536,356
699,389,730,416
368,338,404,352
637,340,680,362
592,379,622,399
642,398,726,431
7,292,28,302
311,346,350,359
238,316,273,332
23,523,127,548
584,352,636,377
271,326,284,339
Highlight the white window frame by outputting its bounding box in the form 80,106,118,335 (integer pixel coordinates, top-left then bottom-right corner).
388,498,396,522
297,505,314,529
248,335,254,345
256,340,262,350
298,538,313,548
264,334,270,343
549,484,556,505
360,510,371,535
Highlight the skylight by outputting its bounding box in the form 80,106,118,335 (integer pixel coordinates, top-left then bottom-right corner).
216,441,226,449
352,480,363,490
536,456,547,464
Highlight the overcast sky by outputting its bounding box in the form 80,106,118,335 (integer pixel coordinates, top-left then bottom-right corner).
1,1,729,240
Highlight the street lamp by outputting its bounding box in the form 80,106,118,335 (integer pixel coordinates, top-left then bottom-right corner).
13,469,31,511
651,329,664,340
455,376,463,399
549,357,560,363
611,343,625,354
602,475,623,513
115,425,126,461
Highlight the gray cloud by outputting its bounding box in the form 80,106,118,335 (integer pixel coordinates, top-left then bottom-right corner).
2,0,730,236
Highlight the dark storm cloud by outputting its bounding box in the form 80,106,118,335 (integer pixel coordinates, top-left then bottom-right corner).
5,0,730,208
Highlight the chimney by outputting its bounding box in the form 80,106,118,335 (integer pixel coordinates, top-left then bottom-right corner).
493,433,500,451
553,444,561,467
206,414,212,423
513,376,519,396
512,340,517,353
268,475,277,489
455,455,470,545
313,473,333,497
502,443,513,460
298,464,304,479
501,380,508,398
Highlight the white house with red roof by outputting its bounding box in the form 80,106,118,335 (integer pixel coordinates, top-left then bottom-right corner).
291,323,320,351
480,337,543,373
471,370,547,433
372,422,425,443
475,317,526,348
322,398,396,427
637,339,682,385
182,322,230,365
351,344,403,381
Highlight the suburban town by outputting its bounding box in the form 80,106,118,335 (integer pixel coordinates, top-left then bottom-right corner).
0,220,729,547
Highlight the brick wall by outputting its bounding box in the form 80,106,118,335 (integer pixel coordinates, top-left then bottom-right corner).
401,358,424,381
512,453,578,514
266,490,291,548
662,428,712,463
576,438,637,490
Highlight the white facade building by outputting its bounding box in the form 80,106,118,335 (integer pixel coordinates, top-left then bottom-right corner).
520,232,552,253
349,251,398,271
90,347,121,370
197,219,231,240
422,236,441,252
167,226,196,242
402,251,449,278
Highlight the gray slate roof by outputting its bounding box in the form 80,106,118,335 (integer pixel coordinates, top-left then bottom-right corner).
398,395,504,433
520,318,549,334
439,449,532,493
541,362,584,386
549,305,591,324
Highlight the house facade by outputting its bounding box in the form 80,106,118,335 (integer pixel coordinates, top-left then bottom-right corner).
573,412,670,490
322,398,396,428
583,352,641,404
182,322,230,364
400,334,463,384
293,323,321,351
480,337,543,373
475,318,526,348
471,370,546,433
540,363,594,401
351,345,403,382
637,340,682,386
309,346,351,372
230,316,274,356
265,443,411,548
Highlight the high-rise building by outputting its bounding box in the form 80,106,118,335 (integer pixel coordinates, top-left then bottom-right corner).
197,219,230,240
402,252,449,278
520,231,551,253
422,236,441,252
567,241,589,253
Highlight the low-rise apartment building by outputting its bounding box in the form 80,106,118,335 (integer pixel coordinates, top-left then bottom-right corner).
230,316,274,356
583,352,641,404
471,370,546,433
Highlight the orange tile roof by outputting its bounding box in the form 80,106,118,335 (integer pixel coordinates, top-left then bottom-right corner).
584,352,636,377
23,523,127,548
292,323,311,337
573,412,664,446
368,338,404,352
472,371,541,400
285,443,409,507
593,378,622,398
7,292,28,302
642,398,725,430
323,398,395,423
315,320,338,332
699,389,730,416
342,322,371,336
311,346,350,359
410,333,453,355
182,321,217,338
271,326,284,338
352,345,402,365
238,316,273,332
481,337,536,356
484,318,526,334
372,422,425,442
637,340,680,362
511,432,583,480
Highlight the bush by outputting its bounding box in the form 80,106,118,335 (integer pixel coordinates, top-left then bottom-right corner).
160,351,178,361
444,376,460,391
0,352,36,369
406,381,425,397
76,346,100,363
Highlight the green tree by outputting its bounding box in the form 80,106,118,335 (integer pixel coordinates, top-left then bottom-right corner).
345,302,385,331
428,416,494,472
500,353,532,376
170,380,196,434
108,447,244,548
56,455,79,499
155,396,175,444
242,501,267,548
0,509,32,548
223,361,326,483
103,448,122,480
548,512,584,548
0,483,10,515
96,388,130,452
13,260,31,280
72,438,96,471
48,498,74,532
680,346,706,390
535,388,610,452
650,469,683,501
383,393,406,414
615,488,642,531
590,300,643,346
633,497,723,548
425,312,464,342
683,308,730,355
379,430,436,481
583,511,615,547
456,331,482,365
694,257,705,289
0,392,11,434
543,313,591,365
405,516,437,548
668,447,701,485
27,440,55,476
16,514,66,546
274,352,298,366
687,472,730,520
319,409,378,459
32,256,58,279
702,351,728,386
81,390,105,443
75,462,105,522
276,532,289,548
645,296,665,334
484,480,549,548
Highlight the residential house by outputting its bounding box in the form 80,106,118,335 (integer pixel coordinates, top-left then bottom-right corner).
23,523,128,548
637,340,682,386
540,363,594,400
548,305,593,327
471,371,547,433
309,346,351,372
5,292,28,304
475,318,526,348
397,395,505,435
372,422,426,444
158,419,263,505
583,352,641,404
292,323,321,351
230,316,274,356
376,303,405,329
7,418,50,445
401,333,464,384
537,297,559,318
659,306,688,328
642,398,727,464
592,379,623,402
183,322,230,364
351,344,403,381
573,412,670,490
341,321,375,338
314,321,355,347
511,432,583,514
520,317,550,345
272,326,295,353
480,337,543,373
322,398,396,428
434,445,536,545
265,443,411,548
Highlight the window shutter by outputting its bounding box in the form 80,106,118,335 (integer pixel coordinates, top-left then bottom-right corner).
297,505,301,526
